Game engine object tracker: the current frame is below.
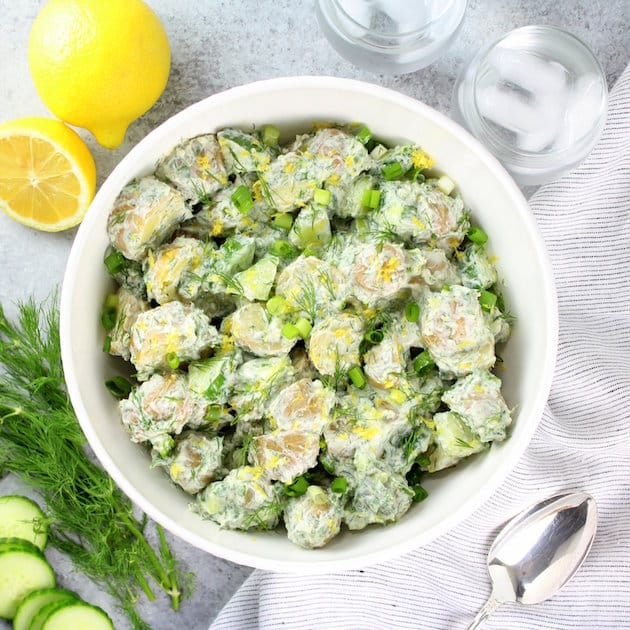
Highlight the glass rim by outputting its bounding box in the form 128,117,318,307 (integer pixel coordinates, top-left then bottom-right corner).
470,25,608,164
331,0,464,39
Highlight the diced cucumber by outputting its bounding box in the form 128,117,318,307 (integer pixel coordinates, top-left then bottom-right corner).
13,587,77,630
0,545,55,619
436,174,455,195
217,236,256,274
0,495,48,550
35,600,114,630
233,255,279,301
188,354,238,404
289,205,331,250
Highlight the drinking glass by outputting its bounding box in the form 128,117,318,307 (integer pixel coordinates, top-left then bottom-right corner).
452,25,608,185
315,0,468,74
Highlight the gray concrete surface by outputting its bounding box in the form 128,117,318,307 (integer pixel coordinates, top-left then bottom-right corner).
0,1,627,628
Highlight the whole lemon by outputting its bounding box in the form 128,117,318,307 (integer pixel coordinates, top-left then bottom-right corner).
28,0,171,149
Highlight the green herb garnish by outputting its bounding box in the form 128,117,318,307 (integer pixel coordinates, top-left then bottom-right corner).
104,376,133,399
284,476,309,497
0,296,190,629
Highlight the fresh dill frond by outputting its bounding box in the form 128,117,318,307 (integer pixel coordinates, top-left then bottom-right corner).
320,355,347,391
226,145,248,172
0,296,191,629
214,271,245,297
244,495,286,531
454,437,472,449
294,275,318,321
255,172,277,211
191,180,214,206
367,221,400,246
315,267,337,302
236,433,254,467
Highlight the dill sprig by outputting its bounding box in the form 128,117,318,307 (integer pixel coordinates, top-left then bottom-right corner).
293,275,318,321
0,296,190,629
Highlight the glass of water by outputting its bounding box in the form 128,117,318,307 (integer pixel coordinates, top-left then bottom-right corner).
452,25,608,186
315,0,468,75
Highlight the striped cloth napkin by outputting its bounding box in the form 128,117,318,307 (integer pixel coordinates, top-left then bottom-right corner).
211,63,630,630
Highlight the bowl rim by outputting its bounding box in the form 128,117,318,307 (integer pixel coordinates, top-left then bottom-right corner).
60,75,559,573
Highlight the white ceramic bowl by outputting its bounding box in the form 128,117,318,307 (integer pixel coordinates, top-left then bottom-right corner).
60,76,558,573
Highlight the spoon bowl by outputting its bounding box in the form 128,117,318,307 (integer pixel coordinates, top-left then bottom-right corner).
468,492,598,628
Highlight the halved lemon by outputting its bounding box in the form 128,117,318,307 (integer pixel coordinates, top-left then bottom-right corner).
0,117,96,232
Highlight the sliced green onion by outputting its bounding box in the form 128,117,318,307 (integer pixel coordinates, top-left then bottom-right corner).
205,404,223,422
102,335,112,353
284,476,309,497
262,124,280,147
360,188,381,209
320,454,335,474
405,302,420,323
348,365,366,389
281,323,300,340
104,250,127,275
412,485,429,503
273,213,293,230
104,293,118,309
355,217,369,233
413,350,434,376
467,226,488,245
231,185,254,214
479,290,497,312
270,239,299,259
382,161,404,180
313,188,332,206
364,329,384,345
302,245,322,258
330,477,348,493
101,294,118,331
266,295,286,315
407,167,426,183
166,352,180,370
416,454,431,468
295,317,312,339
105,376,133,399
356,126,372,145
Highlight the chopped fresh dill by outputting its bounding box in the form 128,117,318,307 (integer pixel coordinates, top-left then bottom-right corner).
214,271,245,297
254,172,277,210
236,432,254,467
315,267,337,302
293,275,318,321
244,496,286,531
190,180,214,205
320,355,347,391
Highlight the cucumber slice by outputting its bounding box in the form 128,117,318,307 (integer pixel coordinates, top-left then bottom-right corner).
13,587,77,630
0,546,55,619
35,600,114,630
0,495,48,550
0,537,42,553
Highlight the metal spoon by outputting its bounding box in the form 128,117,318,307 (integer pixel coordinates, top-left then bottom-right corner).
467,491,598,629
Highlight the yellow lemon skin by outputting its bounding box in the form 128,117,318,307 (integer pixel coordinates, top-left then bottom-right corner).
0,117,96,232
28,0,171,149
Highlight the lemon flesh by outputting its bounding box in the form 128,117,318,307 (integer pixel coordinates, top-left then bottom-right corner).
28,0,171,149
0,117,96,232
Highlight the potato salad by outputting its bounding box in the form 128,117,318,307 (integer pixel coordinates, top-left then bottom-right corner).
101,123,512,549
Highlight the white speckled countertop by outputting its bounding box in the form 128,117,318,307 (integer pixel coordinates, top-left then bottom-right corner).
0,1,627,628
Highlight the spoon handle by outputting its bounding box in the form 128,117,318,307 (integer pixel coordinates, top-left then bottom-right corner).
466,595,501,630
